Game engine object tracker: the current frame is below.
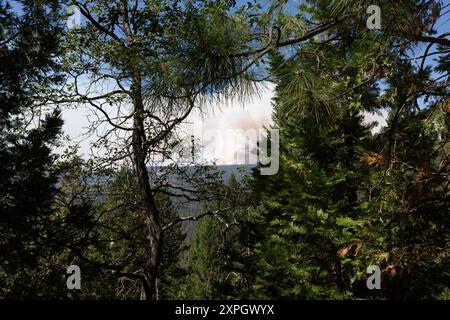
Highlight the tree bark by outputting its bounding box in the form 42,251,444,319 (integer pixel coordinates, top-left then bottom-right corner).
334,256,345,294
119,0,162,300
131,72,163,300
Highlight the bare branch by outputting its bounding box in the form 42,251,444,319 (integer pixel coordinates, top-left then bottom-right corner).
162,207,230,232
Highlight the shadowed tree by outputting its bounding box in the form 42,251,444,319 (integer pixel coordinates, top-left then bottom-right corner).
0,0,66,297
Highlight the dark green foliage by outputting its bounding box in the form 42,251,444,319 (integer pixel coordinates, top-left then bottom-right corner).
184,215,226,299
181,171,265,299
0,0,66,298
245,0,449,300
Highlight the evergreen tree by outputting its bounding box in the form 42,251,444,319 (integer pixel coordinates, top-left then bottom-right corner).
182,172,254,299
247,0,449,299
0,0,66,298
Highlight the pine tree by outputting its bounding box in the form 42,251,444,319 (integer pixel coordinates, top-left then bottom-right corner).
247,0,449,299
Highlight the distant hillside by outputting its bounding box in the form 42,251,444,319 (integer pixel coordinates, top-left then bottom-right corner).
215,164,255,181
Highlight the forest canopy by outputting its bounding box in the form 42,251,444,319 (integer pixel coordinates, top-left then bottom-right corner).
0,0,449,300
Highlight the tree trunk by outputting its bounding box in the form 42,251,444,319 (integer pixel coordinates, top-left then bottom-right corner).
334,256,345,294
119,0,163,299
131,73,163,300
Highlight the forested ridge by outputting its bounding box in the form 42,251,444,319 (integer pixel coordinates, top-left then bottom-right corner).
0,0,449,300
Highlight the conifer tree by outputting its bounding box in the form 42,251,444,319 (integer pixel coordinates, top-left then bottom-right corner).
247,0,449,299
0,0,66,297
